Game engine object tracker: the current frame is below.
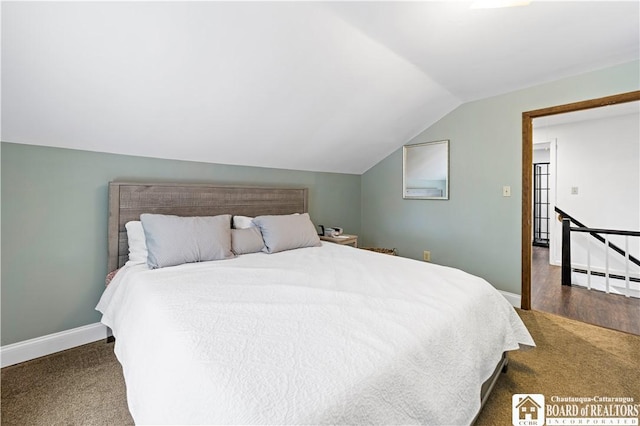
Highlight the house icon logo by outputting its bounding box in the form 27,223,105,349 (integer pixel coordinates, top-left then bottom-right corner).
512,394,545,426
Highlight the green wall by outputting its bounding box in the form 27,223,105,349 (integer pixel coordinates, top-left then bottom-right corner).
361,60,640,295
1,143,361,345
2,61,638,346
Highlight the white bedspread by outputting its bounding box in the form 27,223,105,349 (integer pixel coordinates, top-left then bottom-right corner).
97,243,534,425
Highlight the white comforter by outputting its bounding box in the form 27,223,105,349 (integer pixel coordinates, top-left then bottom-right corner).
97,243,534,425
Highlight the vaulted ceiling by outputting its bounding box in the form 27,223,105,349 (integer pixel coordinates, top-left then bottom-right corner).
2,1,638,174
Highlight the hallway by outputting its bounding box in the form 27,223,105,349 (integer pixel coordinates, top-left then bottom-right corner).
531,246,640,335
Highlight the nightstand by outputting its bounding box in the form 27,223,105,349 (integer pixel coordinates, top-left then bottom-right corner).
320,234,358,248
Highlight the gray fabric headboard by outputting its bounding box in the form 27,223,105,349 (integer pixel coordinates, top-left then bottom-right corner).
107,182,309,271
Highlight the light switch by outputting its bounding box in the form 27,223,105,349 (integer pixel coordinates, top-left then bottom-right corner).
571,187,579,195
503,186,511,197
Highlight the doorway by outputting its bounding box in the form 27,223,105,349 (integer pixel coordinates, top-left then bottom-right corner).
521,90,640,311
523,92,640,335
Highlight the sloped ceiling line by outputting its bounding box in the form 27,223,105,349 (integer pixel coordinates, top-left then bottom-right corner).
1,1,638,174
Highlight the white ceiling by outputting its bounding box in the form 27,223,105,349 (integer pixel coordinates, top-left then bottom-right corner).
534,100,640,128
2,1,638,174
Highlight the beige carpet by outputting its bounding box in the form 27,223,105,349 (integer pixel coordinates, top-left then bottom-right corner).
476,309,640,425
2,309,639,425
1,339,134,425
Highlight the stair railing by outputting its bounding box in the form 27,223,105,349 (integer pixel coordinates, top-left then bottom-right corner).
557,207,640,297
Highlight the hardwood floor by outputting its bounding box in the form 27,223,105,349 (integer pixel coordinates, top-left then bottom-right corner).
531,245,640,335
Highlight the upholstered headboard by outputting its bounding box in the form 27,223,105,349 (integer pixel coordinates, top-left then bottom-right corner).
107,182,309,271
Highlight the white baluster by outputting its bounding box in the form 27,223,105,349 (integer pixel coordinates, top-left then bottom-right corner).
586,234,591,290
605,235,610,294
624,236,630,298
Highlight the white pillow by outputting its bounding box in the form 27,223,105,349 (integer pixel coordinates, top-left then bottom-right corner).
252,213,321,254
124,221,148,266
233,215,255,229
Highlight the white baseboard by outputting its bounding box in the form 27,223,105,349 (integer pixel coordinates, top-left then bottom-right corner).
1,323,107,368
552,258,638,279
499,290,522,308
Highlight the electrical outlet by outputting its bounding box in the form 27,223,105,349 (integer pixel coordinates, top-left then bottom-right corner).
423,251,431,262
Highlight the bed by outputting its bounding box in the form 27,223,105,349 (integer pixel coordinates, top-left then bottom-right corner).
97,182,535,425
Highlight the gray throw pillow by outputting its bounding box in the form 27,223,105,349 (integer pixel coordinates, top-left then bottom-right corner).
140,214,234,269
231,227,265,255
252,213,321,254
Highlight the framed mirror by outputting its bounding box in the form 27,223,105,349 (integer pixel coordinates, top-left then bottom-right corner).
403,140,449,200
